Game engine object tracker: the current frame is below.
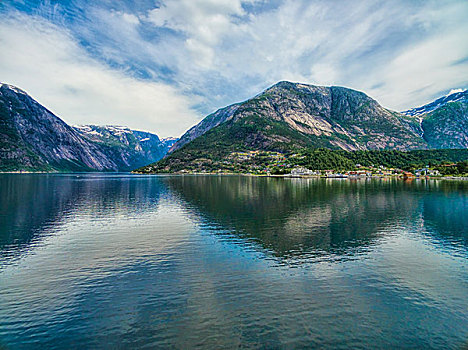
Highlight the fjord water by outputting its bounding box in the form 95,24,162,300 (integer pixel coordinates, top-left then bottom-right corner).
0,174,467,349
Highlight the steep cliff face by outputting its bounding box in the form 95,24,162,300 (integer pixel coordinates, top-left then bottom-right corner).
401,89,468,149
0,84,176,172
421,99,468,149
0,84,118,171
167,82,425,155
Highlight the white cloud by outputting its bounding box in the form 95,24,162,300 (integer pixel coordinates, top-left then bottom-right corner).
358,0,468,109
146,0,250,68
120,12,140,25
0,13,199,137
370,30,468,109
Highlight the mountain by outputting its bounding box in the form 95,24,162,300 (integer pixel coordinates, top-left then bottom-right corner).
160,137,178,150
73,125,175,170
140,82,468,173
0,83,116,171
401,89,467,117
3,81,465,174
170,103,241,152
141,81,432,173
0,83,176,172
402,89,468,149
169,82,425,153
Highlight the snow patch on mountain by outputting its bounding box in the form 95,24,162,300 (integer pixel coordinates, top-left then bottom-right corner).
0,82,27,95
402,89,468,117
448,88,464,95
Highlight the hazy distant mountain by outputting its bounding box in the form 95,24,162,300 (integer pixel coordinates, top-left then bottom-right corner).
0,83,176,172
160,136,178,150
73,125,174,170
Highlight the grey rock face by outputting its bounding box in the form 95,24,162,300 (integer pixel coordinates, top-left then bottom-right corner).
0,84,118,171
172,81,427,152
169,103,240,152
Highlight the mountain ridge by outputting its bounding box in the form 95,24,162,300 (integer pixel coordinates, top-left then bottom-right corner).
0,83,176,172
168,81,425,154
401,89,468,149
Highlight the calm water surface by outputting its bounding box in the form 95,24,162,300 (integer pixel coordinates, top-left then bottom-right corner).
0,174,467,349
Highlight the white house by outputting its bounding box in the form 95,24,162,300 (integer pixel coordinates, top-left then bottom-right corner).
415,168,440,176
290,167,316,176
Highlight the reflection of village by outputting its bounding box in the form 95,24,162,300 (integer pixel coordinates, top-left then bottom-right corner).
230,150,444,179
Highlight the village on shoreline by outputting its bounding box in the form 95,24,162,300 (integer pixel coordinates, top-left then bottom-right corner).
153,171,468,180
4,150,468,180
135,149,468,179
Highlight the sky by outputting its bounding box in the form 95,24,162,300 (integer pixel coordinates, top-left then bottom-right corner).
0,0,467,137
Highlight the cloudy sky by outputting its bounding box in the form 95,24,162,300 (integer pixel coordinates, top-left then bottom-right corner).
1,0,467,137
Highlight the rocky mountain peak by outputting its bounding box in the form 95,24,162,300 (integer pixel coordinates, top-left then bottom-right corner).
0,83,28,96
166,80,427,159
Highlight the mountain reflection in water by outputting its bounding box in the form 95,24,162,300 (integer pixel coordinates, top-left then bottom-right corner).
165,175,468,262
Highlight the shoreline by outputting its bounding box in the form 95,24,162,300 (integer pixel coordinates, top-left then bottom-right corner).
1,171,467,180
131,172,468,180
